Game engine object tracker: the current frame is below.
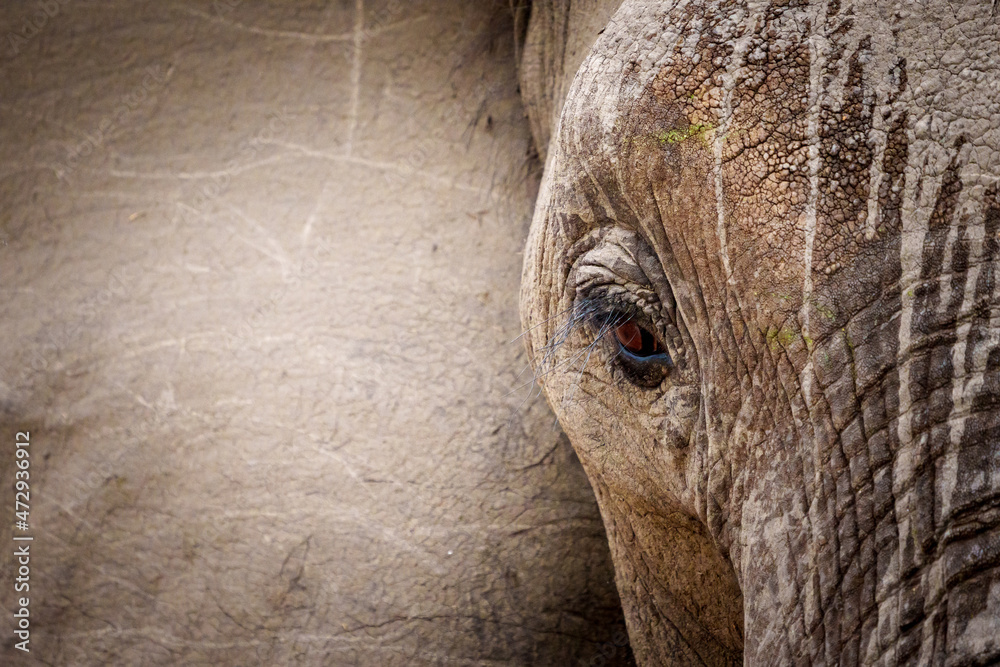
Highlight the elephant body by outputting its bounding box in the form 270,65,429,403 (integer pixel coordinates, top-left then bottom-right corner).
521,0,1000,664
0,2,634,665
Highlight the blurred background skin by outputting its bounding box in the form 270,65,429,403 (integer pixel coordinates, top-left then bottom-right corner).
0,1,634,665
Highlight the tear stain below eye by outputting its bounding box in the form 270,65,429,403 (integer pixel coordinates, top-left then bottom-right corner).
613,320,663,356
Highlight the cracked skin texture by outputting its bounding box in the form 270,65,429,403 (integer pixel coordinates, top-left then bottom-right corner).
521,0,1000,665
0,2,637,666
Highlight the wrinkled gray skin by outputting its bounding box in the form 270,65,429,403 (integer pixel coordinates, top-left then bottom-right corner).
521,0,1000,664
0,2,636,665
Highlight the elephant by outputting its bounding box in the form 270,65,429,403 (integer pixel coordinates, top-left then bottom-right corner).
519,0,1000,664
0,2,637,665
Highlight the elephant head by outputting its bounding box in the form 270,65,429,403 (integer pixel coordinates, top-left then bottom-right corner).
520,0,1000,663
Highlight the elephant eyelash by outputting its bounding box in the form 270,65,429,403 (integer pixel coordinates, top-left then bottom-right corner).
530,295,672,391
507,301,621,423
530,298,621,383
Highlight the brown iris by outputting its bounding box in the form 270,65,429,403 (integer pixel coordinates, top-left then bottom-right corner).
613,319,663,357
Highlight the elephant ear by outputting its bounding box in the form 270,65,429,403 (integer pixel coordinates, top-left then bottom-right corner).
519,0,622,162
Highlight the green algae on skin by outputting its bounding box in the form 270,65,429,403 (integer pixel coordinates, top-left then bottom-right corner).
766,326,801,351
622,122,715,149
653,123,713,145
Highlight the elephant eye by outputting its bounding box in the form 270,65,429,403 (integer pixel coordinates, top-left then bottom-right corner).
613,319,663,357
601,312,672,387
575,293,675,387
